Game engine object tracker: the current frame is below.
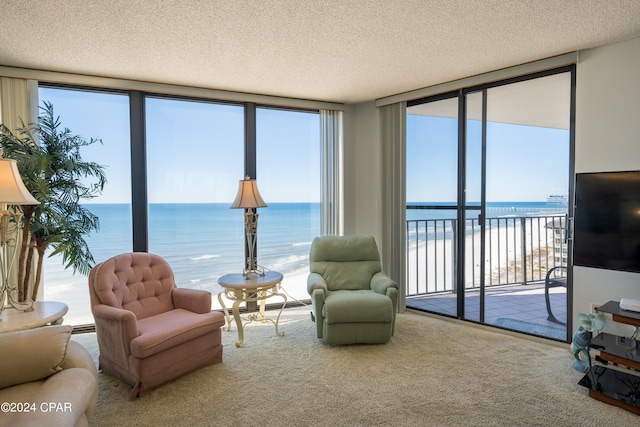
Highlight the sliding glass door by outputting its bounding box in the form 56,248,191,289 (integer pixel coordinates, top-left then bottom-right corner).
478,73,572,335
406,94,459,317
406,66,575,341
463,91,484,323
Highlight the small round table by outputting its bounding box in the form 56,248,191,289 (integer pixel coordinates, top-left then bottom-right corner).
217,271,287,347
0,301,68,333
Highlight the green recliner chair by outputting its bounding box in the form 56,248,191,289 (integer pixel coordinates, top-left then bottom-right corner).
307,235,398,345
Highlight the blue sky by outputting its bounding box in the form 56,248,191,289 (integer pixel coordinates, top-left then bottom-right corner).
38,87,569,206
38,87,320,204
406,115,570,203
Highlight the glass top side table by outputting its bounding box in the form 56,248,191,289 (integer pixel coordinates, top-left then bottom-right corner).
217,271,287,347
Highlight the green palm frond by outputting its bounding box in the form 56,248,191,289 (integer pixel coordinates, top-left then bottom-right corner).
0,101,107,281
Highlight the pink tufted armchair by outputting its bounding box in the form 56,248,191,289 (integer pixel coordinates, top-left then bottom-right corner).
88,252,225,399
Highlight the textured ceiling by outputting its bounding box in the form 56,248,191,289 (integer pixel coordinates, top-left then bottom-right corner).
1,0,640,104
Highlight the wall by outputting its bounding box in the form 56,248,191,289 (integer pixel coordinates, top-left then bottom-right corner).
343,101,382,242
574,36,640,335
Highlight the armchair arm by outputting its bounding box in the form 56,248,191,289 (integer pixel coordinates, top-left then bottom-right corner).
310,288,325,338
370,271,398,295
307,273,327,339
172,288,212,314
545,265,567,286
371,272,399,336
9,368,97,427
62,341,99,422
62,341,98,374
307,272,328,294
91,304,138,359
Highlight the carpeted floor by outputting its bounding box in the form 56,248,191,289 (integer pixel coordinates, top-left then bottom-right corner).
72,307,638,426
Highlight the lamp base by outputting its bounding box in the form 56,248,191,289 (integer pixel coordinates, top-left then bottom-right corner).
242,210,265,279
0,208,35,314
242,268,266,279
0,288,34,314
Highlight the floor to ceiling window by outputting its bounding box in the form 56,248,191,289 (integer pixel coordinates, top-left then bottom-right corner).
256,107,321,303
38,86,132,325
37,85,322,324
145,97,244,308
406,66,575,341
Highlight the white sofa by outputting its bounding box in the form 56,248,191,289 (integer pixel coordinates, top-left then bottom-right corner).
0,325,98,427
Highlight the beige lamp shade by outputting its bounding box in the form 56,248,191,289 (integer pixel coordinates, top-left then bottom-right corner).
231,176,267,209
0,159,39,205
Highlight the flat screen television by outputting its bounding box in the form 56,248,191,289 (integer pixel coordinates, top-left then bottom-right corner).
573,171,640,273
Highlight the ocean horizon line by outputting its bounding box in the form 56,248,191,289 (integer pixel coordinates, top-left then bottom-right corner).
407,200,568,206
80,201,322,206
82,201,561,205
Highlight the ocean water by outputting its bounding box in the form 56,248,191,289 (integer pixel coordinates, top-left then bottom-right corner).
74,202,318,279
43,203,320,324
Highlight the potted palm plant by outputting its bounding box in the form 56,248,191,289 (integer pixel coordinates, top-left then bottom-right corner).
0,102,106,302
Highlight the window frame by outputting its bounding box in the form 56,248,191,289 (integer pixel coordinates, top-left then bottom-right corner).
37,82,323,324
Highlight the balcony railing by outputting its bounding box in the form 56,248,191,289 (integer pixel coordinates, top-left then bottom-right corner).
406,211,567,296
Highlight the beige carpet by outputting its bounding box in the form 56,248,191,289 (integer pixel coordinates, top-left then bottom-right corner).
72,307,638,427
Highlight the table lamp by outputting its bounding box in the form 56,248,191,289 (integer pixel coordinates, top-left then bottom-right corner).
0,158,39,313
231,176,267,278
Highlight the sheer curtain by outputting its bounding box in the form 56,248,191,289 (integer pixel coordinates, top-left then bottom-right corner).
0,77,37,134
320,109,343,236
379,102,406,311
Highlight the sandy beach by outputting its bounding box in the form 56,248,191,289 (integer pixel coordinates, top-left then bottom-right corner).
407,216,557,294
284,217,558,301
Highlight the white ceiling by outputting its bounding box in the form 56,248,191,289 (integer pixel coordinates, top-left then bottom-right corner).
408,72,572,129
1,1,640,104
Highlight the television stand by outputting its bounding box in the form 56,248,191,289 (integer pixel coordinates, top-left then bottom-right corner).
578,301,640,415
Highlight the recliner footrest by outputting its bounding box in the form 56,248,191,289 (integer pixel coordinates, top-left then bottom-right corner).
323,290,393,324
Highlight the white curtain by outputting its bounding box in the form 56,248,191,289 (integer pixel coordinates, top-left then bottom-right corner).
0,77,37,134
379,102,406,311
320,109,343,236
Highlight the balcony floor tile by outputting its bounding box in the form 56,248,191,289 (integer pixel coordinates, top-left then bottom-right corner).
407,282,568,340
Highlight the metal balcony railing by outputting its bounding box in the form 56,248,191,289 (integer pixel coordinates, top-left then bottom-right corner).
406,211,567,296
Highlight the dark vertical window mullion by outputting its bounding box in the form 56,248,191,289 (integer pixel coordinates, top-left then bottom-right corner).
456,90,466,320
245,102,257,178
244,103,257,310
130,91,148,252
566,64,577,341
479,88,487,323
